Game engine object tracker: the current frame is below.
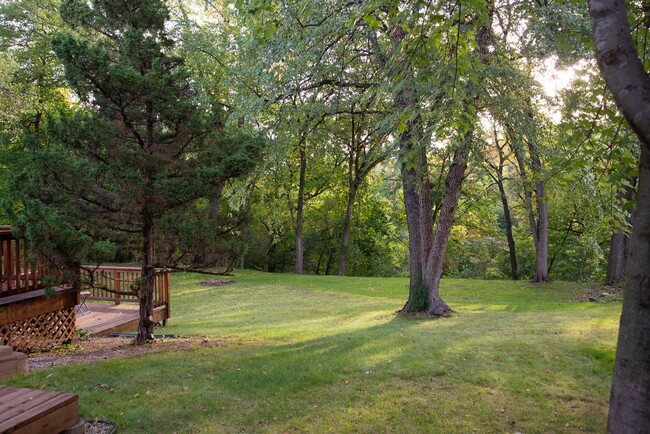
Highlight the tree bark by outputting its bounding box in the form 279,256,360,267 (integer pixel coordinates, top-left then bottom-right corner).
337,185,356,276
422,137,470,315
606,231,627,285
607,146,650,433
488,142,519,280
398,137,427,312
338,115,358,276
496,174,518,280
588,0,650,430
512,139,550,283
137,100,157,344
208,182,225,222
294,142,306,274
137,211,156,344
606,183,636,285
528,140,549,282
386,23,447,314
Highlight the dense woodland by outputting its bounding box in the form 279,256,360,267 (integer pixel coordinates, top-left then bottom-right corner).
0,0,643,286
0,0,647,283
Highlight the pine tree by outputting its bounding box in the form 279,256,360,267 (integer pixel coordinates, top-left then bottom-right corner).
12,0,262,343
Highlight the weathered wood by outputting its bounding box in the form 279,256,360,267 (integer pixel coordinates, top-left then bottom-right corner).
76,303,168,337
0,386,79,434
0,289,77,352
81,266,169,305
1,227,48,298
0,346,28,378
0,288,77,326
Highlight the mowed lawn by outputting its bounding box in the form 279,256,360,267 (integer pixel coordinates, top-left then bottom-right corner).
3,270,619,433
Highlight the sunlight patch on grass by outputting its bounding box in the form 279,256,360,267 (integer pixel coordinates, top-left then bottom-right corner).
1,270,621,433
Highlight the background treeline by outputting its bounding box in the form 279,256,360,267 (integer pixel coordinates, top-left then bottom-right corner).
0,0,642,283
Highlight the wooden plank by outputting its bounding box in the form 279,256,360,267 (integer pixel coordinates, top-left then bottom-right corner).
13,239,20,294
0,387,35,408
76,304,168,337
114,271,120,305
0,349,27,378
0,388,64,423
12,401,78,434
0,387,78,434
5,239,13,293
0,288,77,326
22,242,28,291
165,271,171,321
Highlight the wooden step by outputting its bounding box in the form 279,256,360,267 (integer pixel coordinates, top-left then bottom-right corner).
0,386,80,434
0,347,28,378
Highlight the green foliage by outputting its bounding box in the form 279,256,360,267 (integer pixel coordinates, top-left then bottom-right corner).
0,0,637,283
4,0,264,271
76,327,91,340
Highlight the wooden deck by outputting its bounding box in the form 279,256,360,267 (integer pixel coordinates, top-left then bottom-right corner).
76,303,169,337
0,386,81,434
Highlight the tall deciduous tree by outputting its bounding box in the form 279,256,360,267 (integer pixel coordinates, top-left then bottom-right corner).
483,137,519,280
11,0,262,344
588,0,650,430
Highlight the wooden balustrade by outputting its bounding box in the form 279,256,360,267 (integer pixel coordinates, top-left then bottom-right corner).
1,226,47,298
80,265,171,308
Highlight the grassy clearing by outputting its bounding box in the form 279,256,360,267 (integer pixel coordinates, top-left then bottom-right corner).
3,270,619,433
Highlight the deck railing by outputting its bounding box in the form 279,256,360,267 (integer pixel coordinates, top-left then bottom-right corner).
1,227,48,298
80,266,171,308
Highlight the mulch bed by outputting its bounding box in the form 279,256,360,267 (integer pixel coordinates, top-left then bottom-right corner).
200,279,236,286
27,337,227,371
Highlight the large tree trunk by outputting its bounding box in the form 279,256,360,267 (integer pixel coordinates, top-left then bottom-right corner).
529,141,549,282
137,212,156,344
496,175,518,280
588,0,650,430
338,117,358,276
422,138,470,315
606,231,626,285
337,185,356,276
208,181,225,222
294,143,306,274
489,142,519,280
512,140,550,283
607,146,650,433
137,102,157,344
398,140,427,312
387,23,446,314
606,183,636,285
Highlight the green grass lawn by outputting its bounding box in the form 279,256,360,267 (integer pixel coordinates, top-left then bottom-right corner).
2,270,619,433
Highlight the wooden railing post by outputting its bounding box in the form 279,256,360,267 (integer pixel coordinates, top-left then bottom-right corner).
0,227,49,298
14,239,20,293
7,239,14,293
114,271,120,305
165,269,170,322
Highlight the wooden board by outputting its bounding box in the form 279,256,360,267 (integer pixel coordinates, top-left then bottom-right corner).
0,347,28,378
0,386,79,434
0,288,77,326
76,304,169,337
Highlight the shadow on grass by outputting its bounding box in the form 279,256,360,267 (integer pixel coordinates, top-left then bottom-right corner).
5,311,614,433
2,272,618,433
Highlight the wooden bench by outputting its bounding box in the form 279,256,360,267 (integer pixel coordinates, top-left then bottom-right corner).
0,386,82,434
